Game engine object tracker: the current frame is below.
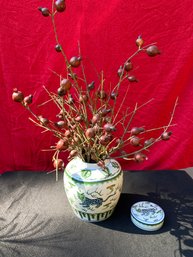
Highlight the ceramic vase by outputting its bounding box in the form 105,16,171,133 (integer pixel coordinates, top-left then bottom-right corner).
63,157,123,222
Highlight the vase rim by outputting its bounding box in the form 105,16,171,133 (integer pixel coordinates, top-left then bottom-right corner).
64,157,122,183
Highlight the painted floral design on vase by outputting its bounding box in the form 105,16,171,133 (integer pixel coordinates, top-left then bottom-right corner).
64,157,123,222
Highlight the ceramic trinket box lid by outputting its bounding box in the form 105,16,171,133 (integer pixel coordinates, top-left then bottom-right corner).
130,201,165,231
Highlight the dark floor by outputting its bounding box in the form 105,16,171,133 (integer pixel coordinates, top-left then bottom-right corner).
0,170,193,257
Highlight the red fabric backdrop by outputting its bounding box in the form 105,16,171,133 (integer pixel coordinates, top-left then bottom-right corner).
0,0,193,174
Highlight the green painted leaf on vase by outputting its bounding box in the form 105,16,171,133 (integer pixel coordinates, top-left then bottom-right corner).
81,169,91,178
111,161,119,169
77,192,85,201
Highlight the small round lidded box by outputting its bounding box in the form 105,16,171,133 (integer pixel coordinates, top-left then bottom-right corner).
130,201,165,231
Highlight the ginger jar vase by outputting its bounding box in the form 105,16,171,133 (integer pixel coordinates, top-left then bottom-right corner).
63,157,123,222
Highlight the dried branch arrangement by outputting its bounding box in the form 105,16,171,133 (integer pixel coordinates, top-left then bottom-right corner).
12,0,178,175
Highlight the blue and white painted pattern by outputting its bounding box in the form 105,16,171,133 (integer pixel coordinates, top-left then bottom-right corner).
64,157,123,222
131,201,165,231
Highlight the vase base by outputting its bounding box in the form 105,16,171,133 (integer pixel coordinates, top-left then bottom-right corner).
73,208,115,222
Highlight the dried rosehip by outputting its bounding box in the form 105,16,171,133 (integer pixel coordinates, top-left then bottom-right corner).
75,115,83,122
131,127,145,135
56,138,68,150
97,90,107,99
85,128,95,138
99,135,111,145
79,94,88,103
110,92,118,100
128,75,138,82
136,35,144,48
24,94,33,105
130,136,140,146
161,131,172,140
103,123,116,132
101,108,111,117
144,138,155,147
97,160,106,169
55,0,66,12
39,116,49,126
64,130,71,137
93,124,100,133
92,114,100,124
55,120,67,129
87,81,95,91
38,7,50,17
124,61,133,72
55,44,62,52
53,158,64,170
134,153,147,162
57,87,67,96
146,45,160,57
68,150,77,158
117,66,124,77
60,78,72,91
12,88,24,102
69,56,81,68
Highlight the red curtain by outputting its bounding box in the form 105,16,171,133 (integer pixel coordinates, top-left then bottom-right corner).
0,0,193,174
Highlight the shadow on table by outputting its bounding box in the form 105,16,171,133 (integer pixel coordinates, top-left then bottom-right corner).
0,213,74,257
93,170,193,257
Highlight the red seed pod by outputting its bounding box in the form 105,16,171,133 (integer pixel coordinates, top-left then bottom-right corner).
87,81,95,91
68,150,77,158
93,124,100,133
79,94,88,103
136,35,144,48
161,131,172,140
131,127,145,135
64,130,71,138
117,66,124,77
54,0,66,12
69,56,81,68
128,75,138,82
103,123,116,132
130,136,141,146
60,78,72,91
53,158,64,170
134,153,148,163
56,138,68,151
39,116,49,126
57,87,67,96
55,44,62,52
12,88,24,102
144,138,155,147
91,114,100,124
105,133,113,141
38,7,50,17
55,120,66,129
97,160,106,169
85,128,95,139
99,135,110,145
146,45,160,57
75,115,83,122
101,108,111,117
124,61,133,72
110,92,118,100
24,94,33,105
97,90,107,100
